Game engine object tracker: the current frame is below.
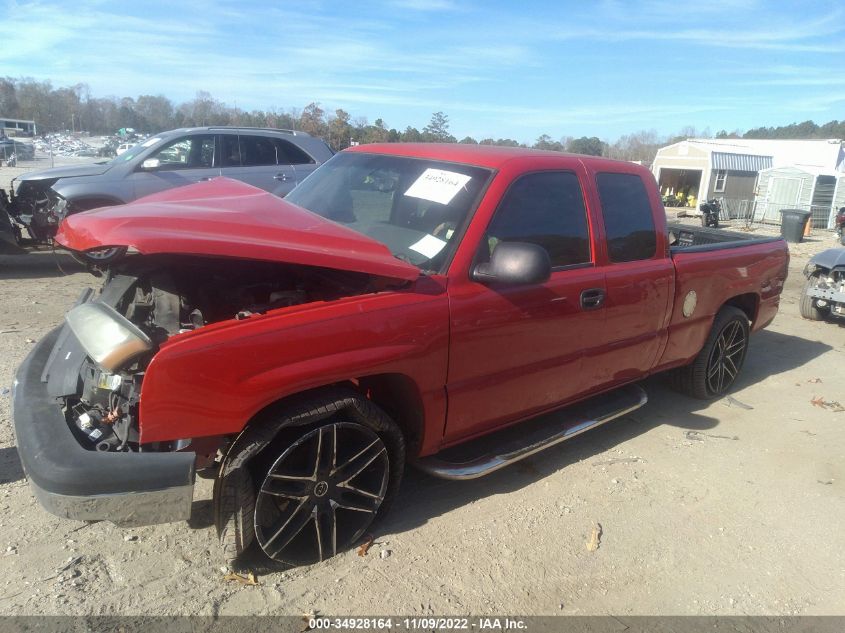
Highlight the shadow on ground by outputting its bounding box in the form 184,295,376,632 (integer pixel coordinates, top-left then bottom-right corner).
0,251,85,280
741,329,834,384
0,446,25,484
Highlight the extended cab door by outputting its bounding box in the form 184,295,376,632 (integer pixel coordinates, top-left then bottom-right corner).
582,170,674,388
445,170,608,443
220,134,298,197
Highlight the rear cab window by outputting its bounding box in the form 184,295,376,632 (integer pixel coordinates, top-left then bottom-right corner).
595,172,657,262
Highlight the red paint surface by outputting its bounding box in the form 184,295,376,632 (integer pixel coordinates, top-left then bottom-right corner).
57,145,788,454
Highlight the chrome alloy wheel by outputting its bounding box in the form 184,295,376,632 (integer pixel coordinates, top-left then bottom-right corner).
705,319,747,395
254,422,389,565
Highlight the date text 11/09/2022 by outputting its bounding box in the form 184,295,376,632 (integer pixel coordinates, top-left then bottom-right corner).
308,617,527,630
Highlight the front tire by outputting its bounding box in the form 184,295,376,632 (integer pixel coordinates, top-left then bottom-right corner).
670,306,750,399
254,422,391,565
799,274,828,321
213,388,405,567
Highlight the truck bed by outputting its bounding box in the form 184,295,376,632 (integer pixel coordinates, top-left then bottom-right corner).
655,224,789,373
667,222,783,253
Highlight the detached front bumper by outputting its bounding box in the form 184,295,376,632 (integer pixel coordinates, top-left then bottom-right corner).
11,327,195,527
806,285,845,304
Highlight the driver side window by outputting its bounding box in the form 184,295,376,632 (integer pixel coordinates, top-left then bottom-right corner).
149,135,215,170
481,171,591,268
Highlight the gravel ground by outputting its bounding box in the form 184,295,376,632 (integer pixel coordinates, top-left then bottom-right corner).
0,181,843,616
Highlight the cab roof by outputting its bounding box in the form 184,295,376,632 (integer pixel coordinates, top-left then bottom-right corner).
346,143,641,173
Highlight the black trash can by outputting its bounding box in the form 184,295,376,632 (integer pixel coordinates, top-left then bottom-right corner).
779,209,812,243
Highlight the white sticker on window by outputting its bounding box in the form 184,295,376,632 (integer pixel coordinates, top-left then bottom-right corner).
142,137,162,147
409,234,448,259
404,168,471,205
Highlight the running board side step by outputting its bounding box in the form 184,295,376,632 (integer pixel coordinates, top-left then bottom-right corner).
415,385,647,480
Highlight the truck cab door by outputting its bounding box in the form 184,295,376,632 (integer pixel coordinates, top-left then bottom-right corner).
584,171,674,388
445,169,607,444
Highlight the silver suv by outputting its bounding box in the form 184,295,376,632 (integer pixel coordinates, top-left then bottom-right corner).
11,127,333,242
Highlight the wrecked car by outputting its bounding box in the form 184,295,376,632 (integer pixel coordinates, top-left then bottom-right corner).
13,145,788,567
4,126,333,248
0,196,24,255
800,247,845,321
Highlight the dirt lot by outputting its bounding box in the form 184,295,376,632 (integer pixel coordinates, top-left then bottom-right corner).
0,197,843,615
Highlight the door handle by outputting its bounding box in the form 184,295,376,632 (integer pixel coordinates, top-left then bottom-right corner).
199,177,212,181
580,288,606,310
274,173,290,182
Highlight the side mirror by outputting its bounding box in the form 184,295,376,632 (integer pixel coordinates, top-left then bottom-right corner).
141,158,161,170
471,241,551,285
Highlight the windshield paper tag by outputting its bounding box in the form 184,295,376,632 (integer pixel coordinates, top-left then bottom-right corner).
409,234,448,259
404,169,471,205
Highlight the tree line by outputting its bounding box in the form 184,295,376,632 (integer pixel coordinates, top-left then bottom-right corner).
2,77,843,162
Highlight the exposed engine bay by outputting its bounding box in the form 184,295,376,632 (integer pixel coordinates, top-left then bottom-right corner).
63,255,384,453
1,179,67,244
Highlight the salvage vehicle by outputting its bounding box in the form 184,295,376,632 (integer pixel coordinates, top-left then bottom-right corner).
0,198,24,255
12,145,789,567
4,126,333,247
800,247,845,321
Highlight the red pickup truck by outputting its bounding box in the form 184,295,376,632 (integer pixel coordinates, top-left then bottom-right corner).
12,144,788,567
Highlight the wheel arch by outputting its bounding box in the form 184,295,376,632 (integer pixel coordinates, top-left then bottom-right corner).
723,292,759,326
214,379,410,565
240,372,426,454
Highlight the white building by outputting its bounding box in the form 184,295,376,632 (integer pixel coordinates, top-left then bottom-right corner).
651,138,844,226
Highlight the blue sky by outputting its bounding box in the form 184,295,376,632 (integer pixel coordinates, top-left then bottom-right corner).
1,0,843,143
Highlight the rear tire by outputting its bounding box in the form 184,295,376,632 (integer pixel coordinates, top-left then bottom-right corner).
670,306,750,399
213,388,405,567
799,273,828,321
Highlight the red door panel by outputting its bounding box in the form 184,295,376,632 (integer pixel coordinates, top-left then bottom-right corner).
445,267,607,444
585,259,673,389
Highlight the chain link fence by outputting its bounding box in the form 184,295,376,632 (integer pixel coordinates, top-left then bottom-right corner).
708,198,838,232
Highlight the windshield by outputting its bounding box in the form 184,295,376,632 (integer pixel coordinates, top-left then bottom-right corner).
286,152,493,272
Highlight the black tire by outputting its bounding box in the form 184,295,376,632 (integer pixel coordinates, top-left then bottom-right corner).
670,306,750,399
213,387,405,567
799,273,828,321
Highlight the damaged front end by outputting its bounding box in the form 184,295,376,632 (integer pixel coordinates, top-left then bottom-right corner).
13,253,386,526
804,259,845,319
61,254,381,456
12,177,420,527
5,177,67,244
